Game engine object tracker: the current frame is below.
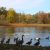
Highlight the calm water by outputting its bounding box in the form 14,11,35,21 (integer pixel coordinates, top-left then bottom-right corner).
0,26,50,46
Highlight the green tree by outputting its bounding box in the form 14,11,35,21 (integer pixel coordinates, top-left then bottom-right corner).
0,7,7,24
6,8,16,23
0,7,7,16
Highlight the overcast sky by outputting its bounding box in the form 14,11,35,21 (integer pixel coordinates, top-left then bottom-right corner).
0,0,50,14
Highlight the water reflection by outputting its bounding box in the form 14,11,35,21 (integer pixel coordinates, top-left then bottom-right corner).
0,26,50,46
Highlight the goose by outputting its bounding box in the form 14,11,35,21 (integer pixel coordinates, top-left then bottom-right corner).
26,39,32,45
34,38,40,46
45,36,49,40
18,35,24,45
34,38,40,40
1,37,5,44
14,37,18,42
6,38,10,44
15,35,24,46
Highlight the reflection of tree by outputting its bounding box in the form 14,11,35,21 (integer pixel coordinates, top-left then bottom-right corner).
35,27,50,33
0,27,24,38
0,27,6,38
6,27,15,37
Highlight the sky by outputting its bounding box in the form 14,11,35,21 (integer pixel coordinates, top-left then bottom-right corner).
0,0,50,14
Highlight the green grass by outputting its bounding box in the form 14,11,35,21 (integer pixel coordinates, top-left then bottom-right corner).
0,44,50,50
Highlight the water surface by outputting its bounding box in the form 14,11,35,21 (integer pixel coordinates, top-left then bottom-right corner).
0,26,50,46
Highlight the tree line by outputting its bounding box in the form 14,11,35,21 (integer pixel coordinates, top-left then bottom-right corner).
0,7,50,24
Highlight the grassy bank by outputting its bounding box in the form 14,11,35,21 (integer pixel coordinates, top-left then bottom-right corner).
0,44,50,50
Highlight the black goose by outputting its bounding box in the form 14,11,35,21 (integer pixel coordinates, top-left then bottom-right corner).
6,38,10,44
1,37,5,44
15,35,24,46
26,39,32,45
34,38,40,40
34,38,40,46
14,37,18,42
18,35,24,45
45,36,49,40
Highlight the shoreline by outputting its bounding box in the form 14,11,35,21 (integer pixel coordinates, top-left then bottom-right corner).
0,44,50,50
0,23,50,27
11,23,50,27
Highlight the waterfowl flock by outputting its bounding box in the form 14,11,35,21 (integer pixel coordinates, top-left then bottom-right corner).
0,35,50,47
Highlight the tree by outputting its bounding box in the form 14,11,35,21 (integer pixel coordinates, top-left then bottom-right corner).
32,15,38,23
6,8,16,23
0,7,7,16
20,13,26,23
0,7,7,24
25,14,33,24
37,11,48,24
47,13,50,24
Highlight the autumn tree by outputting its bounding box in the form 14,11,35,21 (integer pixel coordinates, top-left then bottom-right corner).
6,8,16,23
36,11,48,24
47,13,50,24
19,13,26,23
0,7,7,24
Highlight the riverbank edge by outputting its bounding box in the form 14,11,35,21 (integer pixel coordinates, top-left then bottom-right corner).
0,44,50,50
0,23,50,27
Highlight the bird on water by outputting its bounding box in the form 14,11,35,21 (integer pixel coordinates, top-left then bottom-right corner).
26,39,32,45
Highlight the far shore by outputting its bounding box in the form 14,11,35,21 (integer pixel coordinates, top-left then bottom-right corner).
0,23,50,27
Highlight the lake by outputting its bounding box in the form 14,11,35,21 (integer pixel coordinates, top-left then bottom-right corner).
0,26,50,46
